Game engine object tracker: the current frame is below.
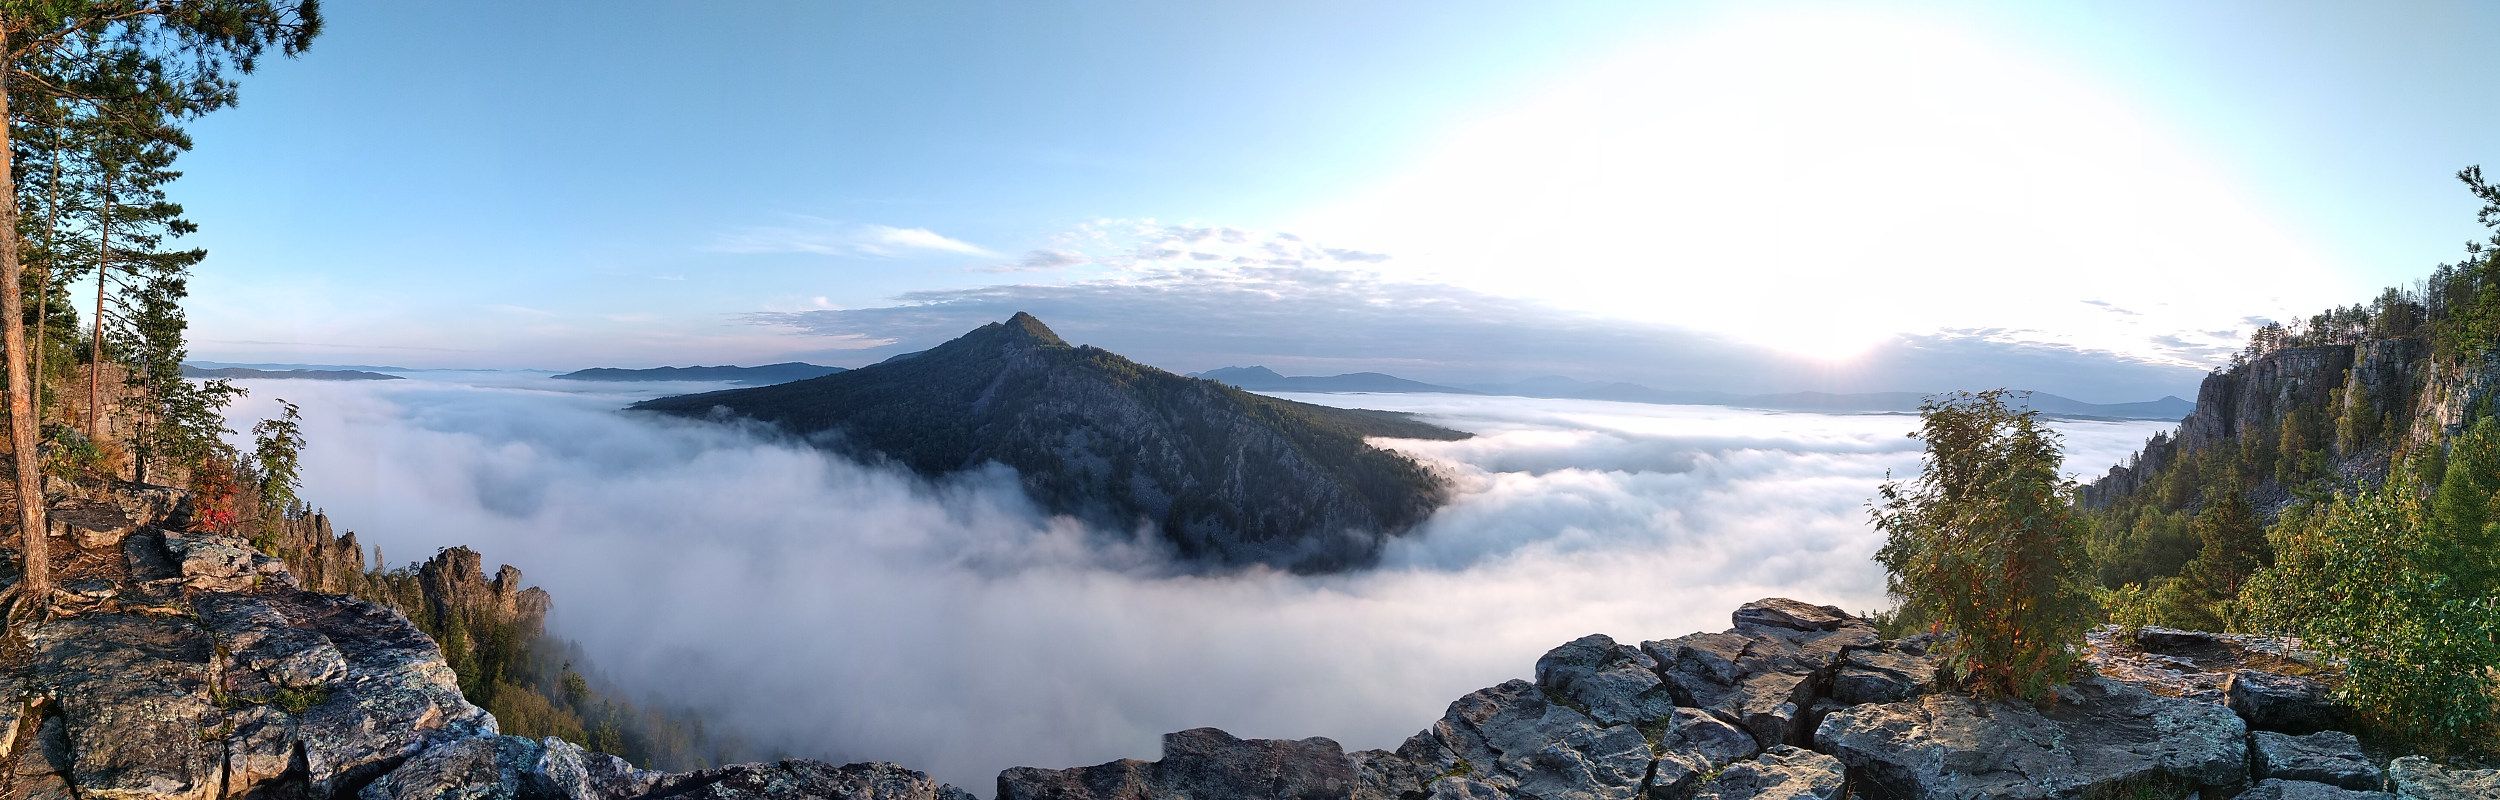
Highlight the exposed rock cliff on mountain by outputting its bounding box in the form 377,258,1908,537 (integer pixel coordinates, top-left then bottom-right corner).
632,313,1468,572
2080,334,2494,510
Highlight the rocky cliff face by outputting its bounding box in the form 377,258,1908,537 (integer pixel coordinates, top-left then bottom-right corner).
2407,342,2500,445
261,510,367,595
1,492,495,799
2079,337,2495,509
416,546,552,640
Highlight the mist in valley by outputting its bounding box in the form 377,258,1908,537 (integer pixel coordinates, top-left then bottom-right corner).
214,375,2170,790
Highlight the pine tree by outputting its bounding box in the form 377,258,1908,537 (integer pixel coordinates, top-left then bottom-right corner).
2431,416,2500,599
0,1,320,609
2165,482,2268,630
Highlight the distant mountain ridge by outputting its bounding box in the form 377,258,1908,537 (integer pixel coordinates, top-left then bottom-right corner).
186,360,414,372
632,313,1467,572
180,366,404,381
553,362,846,386
1191,366,1479,395
1190,366,2191,420
1462,376,2194,419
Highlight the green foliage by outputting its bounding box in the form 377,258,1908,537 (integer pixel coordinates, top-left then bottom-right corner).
488,678,588,744
40,421,108,485
2162,486,2270,630
1872,390,2093,701
2426,166,2500,362
250,399,304,515
2093,583,2160,637
345,559,748,771
2074,164,2500,750
2429,416,2500,598
2239,467,2500,747
268,686,328,714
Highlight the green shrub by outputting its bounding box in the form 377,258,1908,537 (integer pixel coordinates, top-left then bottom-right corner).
2240,469,2500,747
1872,390,2094,701
2094,583,2160,637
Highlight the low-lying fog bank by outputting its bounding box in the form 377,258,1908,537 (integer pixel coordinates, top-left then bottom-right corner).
215,374,2169,790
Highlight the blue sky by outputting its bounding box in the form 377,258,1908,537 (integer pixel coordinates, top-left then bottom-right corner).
166,1,2497,397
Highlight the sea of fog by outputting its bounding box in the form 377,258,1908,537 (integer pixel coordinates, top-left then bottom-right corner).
212,373,2171,790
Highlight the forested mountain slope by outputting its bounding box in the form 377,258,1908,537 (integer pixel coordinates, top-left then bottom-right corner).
2067,168,2500,746
633,313,1466,572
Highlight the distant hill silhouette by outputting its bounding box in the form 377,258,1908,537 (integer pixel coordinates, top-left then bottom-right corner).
1469,377,2193,420
552,363,846,386
180,366,403,381
633,313,1466,572
1192,366,1478,395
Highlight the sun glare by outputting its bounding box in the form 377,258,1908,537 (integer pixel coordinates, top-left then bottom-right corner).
1304,8,2344,363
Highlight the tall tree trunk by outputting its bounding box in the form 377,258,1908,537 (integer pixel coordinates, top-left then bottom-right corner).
85,170,105,441
32,130,55,413
0,16,54,605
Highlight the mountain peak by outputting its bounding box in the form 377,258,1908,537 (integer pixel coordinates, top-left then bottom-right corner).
1000,312,1066,346
632,317,1469,571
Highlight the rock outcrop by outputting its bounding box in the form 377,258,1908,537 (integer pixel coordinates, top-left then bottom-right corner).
998,728,1355,800
978,601,2486,800
2240,779,2396,799
2250,730,2384,791
1815,676,2250,799
3,523,496,800
8,521,2482,800
262,510,368,595
417,546,552,639
2388,756,2500,800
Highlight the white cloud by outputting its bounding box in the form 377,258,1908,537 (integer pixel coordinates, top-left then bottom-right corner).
712,216,996,259
218,376,2173,789
742,258,2207,402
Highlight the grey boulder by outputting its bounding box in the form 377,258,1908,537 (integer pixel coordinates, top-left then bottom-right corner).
1534,634,1678,727
2387,756,2500,800
1813,675,2250,799
2251,730,2383,791
2238,778,2396,799
1691,745,1844,800
2226,670,2343,734
997,727,1354,800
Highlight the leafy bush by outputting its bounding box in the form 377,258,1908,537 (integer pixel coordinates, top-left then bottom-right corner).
2093,583,2160,637
40,422,107,485
1872,390,2094,700
2240,468,2500,747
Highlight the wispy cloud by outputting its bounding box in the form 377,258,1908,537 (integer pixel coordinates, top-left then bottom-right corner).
744,270,2205,402
713,216,996,259
977,249,1092,273
2081,299,2141,317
